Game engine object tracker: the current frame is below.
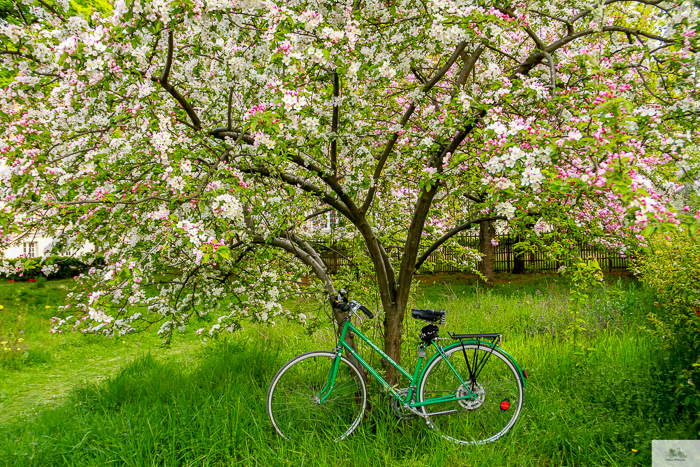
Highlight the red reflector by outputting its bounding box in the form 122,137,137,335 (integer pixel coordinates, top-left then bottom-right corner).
523,369,528,378
500,400,510,411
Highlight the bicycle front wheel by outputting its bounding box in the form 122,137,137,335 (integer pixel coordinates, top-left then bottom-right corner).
267,351,367,442
418,343,524,445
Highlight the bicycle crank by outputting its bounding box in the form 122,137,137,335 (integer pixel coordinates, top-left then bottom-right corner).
390,388,417,419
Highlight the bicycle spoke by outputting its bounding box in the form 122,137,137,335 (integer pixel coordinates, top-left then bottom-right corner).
267,351,366,442
418,344,523,445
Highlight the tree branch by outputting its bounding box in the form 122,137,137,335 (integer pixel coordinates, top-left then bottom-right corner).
378,241,397,295
361,102,416,213
395,180,440,303
515,25,676,76
630,65,671,105
0,49,37,62
330,72,340,177
524,26,547,51
54,196,173,206
194,148,230,198
544,26,674,55
209,128,255,144
239,166,352,220
227,87,234,131
360,40,469,214
151,30,202,131
362,41,477,215
451,45,484,100
542,51,556,97
529,9,573,35
159,31,174,84
308,241,360,270
463,192,485,204
483,44,518,63
441,109,488,158
290,233,327,276
302,208,332,223
252,235,335,295
422,41,468,92
286,153,362,223
414,216,508,270
35,0,66,22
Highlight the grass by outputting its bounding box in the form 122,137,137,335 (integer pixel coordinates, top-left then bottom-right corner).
0,279,205,420
0,273,695,466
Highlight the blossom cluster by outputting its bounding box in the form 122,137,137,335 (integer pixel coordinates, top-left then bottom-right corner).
0,0,697,338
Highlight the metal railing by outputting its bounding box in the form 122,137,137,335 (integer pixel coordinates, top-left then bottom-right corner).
314,234,629,274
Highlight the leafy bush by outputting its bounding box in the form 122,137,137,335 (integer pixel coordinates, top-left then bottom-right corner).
0,257,104,281
639,232,700,427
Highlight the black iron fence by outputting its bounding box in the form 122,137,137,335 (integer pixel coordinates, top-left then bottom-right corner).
315,233,630,274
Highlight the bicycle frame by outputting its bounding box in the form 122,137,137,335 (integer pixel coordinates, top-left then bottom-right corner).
317,319,477,409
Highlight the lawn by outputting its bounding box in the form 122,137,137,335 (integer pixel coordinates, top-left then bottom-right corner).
0,274,695,466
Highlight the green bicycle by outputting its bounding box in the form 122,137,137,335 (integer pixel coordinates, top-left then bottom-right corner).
267,290,527,444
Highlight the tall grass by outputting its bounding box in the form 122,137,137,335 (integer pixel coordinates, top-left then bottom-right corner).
0,274,694,466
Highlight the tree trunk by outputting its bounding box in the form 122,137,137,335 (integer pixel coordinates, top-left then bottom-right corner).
511,234,526,274
479,220,495,285
382,303,404,386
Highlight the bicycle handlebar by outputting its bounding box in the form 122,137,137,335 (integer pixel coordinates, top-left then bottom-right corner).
331,295,374,320
358,305,375,319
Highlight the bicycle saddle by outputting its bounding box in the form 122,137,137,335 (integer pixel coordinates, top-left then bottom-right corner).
411,308,446,323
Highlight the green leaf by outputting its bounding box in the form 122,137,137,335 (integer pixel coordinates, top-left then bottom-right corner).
641,225,657,237
217,246,230,261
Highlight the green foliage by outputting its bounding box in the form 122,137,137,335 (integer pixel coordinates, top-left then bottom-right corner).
0,0,112,89
1,256,104,281
639,232,700,428
0,330,692,466
565,258,605,357
0,0,28,25
0,275,694,466
68,0,111,18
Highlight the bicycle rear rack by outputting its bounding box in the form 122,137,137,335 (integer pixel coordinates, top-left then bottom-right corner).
446,332,503,384
447,332,502,347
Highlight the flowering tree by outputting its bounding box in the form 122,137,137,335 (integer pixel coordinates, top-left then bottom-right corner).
1,0,698,382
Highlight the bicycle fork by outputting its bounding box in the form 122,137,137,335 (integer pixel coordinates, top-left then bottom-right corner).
316,348,345,404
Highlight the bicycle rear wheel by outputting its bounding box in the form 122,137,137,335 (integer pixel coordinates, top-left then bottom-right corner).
267,351,367,442
418,343,524,445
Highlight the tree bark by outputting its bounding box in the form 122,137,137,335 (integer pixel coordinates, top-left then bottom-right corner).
382,182,441,385
479,220,496,285
511,234,526,274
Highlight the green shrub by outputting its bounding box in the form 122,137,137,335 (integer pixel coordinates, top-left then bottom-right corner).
639,232,700,426
0,257,104,281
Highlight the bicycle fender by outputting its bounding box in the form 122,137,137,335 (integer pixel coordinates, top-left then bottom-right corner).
422,341,527,389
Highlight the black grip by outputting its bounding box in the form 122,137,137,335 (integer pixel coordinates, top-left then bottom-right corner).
359,305,374,319
332,299,349,311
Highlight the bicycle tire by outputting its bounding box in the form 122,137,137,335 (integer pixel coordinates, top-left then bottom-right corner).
417,343,524,445
267,350,367,442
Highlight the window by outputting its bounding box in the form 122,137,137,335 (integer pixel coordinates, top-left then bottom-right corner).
310,211,346,232
311,212,332,231
23,242,37,258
